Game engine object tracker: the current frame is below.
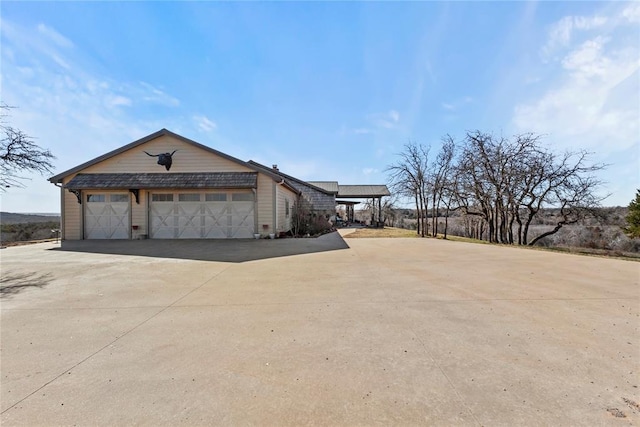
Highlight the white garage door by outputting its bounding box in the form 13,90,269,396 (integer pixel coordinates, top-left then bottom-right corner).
84,193,130,239
150,191,255,239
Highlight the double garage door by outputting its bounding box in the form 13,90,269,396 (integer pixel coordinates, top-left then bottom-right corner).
83,191,255,239
150,191,255,239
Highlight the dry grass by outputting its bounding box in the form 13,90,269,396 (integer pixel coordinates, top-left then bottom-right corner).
344,228,639,261
343,227,419,238
448,234,640,261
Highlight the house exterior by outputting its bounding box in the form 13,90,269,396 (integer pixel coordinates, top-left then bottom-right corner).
247,161,336,214
49,129,300,240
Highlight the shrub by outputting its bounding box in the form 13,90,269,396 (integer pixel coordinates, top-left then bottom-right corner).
290,198,332,237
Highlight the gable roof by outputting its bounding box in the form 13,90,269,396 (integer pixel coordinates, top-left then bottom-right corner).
48,129,289,187
247,161,335,195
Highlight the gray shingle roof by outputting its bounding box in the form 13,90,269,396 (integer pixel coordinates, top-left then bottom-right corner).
247,161,334,195
336,185,390,198
307,181,339,194
65,173,258,189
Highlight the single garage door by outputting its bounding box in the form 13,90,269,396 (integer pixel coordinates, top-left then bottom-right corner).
150,191,255,239
84,193,130,239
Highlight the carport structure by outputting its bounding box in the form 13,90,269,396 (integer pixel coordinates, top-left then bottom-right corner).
309,182,391,226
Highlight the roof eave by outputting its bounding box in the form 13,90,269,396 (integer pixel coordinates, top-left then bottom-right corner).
247,160,333,195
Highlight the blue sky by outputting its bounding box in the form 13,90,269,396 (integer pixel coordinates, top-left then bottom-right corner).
1,1,638,212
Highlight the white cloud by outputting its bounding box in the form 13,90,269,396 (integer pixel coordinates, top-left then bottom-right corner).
442,103,455,111
194,115,217,132
542,14,608,59
622,3,640,23
560,36,611,78
107,95,132,107
1,20,75,71
513,5,640,205
37,23,73,48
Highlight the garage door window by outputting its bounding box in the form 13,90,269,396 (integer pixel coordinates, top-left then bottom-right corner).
205,193,226,202
179,193,201,202
231,193,254,202
110,194,129,203
87,194,106,203
152,194,173,202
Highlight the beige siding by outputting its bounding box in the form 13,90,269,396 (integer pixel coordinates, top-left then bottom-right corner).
276,185,297,233
256,174,273,236
81,135,252,174
62,174,81,240
131,190,147,238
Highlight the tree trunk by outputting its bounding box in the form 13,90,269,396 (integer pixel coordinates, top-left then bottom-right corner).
443,205,450,239
528,221,565,246
515,211,523,245
414,194,420,236
522,208,536,246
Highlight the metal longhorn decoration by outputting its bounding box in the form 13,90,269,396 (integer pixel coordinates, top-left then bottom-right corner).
144,150,177,171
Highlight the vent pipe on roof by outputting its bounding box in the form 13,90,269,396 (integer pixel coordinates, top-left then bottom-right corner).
272,164,279,171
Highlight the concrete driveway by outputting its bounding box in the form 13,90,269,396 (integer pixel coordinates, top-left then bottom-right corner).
1,233,638,426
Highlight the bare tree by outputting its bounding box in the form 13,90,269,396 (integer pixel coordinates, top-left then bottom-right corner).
386,142,430,237
452,130,607,245
430,135,456,237
527,162,608,246
381,195,400,227
1,104,55,189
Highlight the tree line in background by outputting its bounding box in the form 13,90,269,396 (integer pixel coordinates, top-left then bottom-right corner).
1,221,61,243
386,130,615,246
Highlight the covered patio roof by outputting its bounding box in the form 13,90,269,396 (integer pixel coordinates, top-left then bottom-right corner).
336,185,390,198
308,182,390,199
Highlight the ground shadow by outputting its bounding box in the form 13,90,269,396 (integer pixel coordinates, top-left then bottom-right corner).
1,272,53,299
51,231,350,263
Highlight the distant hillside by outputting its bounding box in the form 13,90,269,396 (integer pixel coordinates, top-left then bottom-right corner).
1,212,61,224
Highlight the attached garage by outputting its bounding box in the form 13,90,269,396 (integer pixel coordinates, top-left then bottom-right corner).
49,129,301,241
149,191,255,239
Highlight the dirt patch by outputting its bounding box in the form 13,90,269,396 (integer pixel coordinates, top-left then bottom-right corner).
623,397,640,412
606,407,627,418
